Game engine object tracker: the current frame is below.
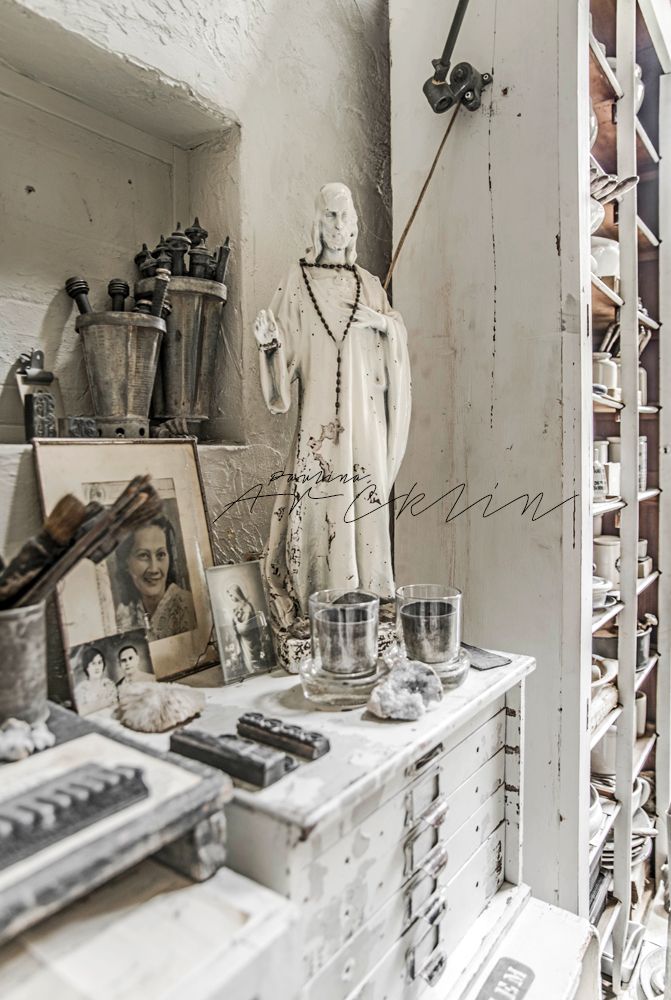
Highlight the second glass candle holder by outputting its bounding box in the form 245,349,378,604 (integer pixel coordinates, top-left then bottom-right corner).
396,584,469,687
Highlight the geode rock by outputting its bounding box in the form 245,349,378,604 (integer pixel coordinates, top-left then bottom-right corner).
367,661,443,721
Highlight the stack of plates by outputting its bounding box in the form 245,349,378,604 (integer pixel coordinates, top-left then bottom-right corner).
601,808,655,870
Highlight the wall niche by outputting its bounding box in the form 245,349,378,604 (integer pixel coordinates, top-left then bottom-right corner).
0,7,243,444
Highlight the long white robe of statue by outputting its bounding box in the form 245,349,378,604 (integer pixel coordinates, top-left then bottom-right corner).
258,262,411,627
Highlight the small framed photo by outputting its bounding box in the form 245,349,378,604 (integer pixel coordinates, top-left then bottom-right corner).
206,560,275,684
33,439,218,712
67,630,155,714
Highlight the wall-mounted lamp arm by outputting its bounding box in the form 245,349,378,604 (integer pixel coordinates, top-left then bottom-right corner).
423,0,492,113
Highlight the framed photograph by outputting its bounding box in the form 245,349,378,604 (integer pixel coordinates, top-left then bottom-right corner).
33,439,218,711
67,629,155,714
206,560,275,684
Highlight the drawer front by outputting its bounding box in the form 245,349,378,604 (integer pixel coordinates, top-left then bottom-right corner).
295,719,505,979
306,696,506,863
303,823,505,1000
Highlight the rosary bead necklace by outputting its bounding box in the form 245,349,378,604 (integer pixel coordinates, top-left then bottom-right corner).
299,257,361,443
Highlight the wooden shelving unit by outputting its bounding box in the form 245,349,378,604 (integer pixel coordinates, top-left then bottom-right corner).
588,1,669,992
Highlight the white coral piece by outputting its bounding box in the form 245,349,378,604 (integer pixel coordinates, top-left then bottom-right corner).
117,682,205,733
367,661,443,721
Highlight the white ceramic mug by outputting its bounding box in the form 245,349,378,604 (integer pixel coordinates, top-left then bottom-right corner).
593,353,618,389
594,535,621,584
635,691,647,738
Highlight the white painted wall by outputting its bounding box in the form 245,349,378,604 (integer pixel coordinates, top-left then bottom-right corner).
0,0,391,697
389,0,592,911
0,0,390,527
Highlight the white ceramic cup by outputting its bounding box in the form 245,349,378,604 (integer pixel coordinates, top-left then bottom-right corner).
594,535,621,584
638,539,648,559
594,439,609,464
591,725,617,775
637,775,652,808
635,691,647,738
591,237,620,279
607,436,621,462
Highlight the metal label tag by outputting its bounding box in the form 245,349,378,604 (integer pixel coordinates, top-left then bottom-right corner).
474,957,535,1000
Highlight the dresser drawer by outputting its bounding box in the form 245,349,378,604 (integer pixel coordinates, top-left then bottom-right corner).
303,822,505,1000
225,697,506,892
295,714,505,979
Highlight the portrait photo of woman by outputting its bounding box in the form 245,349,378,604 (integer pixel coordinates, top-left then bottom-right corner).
206,561,276,684
75,645,118,714
112,513,196,642
228,583,271,676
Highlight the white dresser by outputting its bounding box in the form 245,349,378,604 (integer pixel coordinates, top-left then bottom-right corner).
188,654,538,997
39,653,599,999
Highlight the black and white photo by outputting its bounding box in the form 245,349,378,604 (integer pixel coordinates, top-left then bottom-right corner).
206,561,275,684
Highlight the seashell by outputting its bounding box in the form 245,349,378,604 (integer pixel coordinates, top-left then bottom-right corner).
117,682,205,733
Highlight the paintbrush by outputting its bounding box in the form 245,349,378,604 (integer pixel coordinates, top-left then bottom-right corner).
15,478,163,607
0,495,88,608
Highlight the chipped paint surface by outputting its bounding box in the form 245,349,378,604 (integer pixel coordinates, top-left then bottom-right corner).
93,657,531,987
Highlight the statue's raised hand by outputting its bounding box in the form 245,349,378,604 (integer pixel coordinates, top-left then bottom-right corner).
352,303,389,335
253,308,281,352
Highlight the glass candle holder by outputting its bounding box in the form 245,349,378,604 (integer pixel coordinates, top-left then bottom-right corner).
309,590,379,676
396,585,462,667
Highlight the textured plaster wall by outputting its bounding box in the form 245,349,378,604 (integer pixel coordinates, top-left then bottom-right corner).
0,0,391,552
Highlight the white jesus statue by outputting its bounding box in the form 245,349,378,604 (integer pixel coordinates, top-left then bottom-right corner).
253,182,411,629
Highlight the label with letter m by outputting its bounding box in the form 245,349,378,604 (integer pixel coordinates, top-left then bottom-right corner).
475,957,535,1000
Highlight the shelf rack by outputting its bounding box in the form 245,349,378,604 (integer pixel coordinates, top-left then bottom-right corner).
588,2,669,991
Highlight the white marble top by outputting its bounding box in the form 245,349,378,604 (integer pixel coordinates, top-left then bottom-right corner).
95,652,534,836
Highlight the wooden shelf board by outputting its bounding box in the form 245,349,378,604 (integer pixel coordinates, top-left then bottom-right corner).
637,311,660,330
590,706,622,751
637,215,660,248
596,899,622,951
593,601,624,634
589,36,624,99
592,274,624,308
636,118,661,166
594,497,625,515
633,730,657,780
637,570,660,596
635,654,659,691
593,392,624,412
589,800,621,865
638,488,661,502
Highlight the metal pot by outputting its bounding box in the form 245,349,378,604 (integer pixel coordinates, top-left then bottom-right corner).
0,601,48,726
593,624,652,666
136,276,227,436
76,312,165,437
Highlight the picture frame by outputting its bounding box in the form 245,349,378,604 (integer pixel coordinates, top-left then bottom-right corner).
33,439,219,713
206,560,276,684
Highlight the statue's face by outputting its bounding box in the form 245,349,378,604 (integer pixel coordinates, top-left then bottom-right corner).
319,190,356,252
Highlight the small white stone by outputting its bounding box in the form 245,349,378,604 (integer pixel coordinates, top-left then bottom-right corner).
367,661,443,721
0,718,35,761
